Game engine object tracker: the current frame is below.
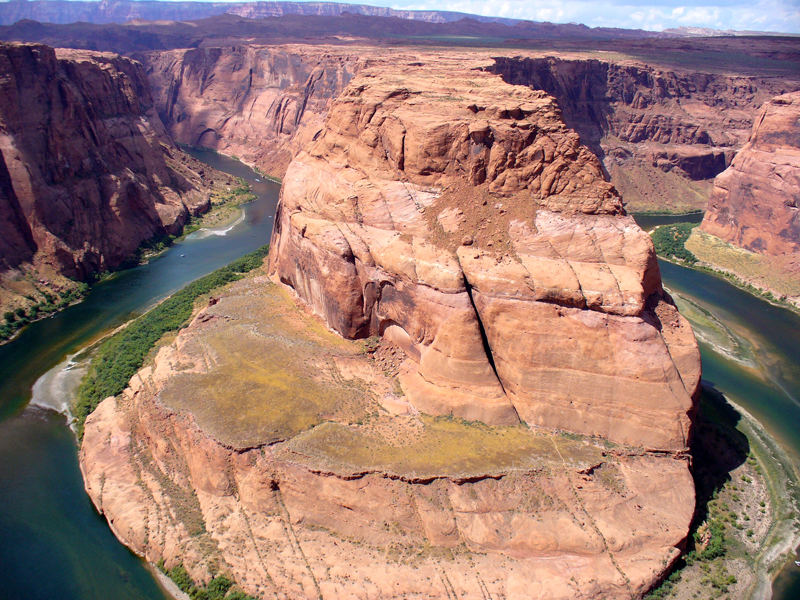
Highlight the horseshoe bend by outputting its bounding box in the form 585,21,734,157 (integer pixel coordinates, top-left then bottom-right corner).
77,52,703,599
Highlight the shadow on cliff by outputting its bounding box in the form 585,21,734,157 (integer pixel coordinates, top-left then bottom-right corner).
485,57,614,169
690,381,750,529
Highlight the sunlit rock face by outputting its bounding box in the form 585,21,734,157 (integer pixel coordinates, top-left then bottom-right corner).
269,54,701,450
701,91,800,256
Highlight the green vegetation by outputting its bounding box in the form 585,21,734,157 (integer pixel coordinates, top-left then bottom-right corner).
0,283,89,341
74,245,269,435
157,561,257,600
651,222,698,264
643,385,788,599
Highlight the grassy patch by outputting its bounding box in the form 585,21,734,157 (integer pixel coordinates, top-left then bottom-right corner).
651,222,698,264
74,246,269,437
686,229,800,307
158,280,373,449
157,561,257,600
285,415,604,479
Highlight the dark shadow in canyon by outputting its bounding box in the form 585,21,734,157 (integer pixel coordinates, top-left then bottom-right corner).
644,381,749,595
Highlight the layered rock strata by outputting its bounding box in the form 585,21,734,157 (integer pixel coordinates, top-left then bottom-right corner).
142,46,359,178
82,275,696,600
700,91,800,256
0,42,223,299
488,56,798,211
79,52,702,599
269,55,701,450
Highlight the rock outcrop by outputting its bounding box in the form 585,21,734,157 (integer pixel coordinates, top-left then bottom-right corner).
0,42,226,308
700,91,800,256
81,274,696,600
142,46,359,178
488,56,798,211
269,55,701,451
79,50,703,599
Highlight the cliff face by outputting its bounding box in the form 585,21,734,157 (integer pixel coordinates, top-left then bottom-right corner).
269,54,701,451
488,56,797,211
141,46,359,177
81,274,696,600
701,91,800,256
0,43,219,293
78,50,702,599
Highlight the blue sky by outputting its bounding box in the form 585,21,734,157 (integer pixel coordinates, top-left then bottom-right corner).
200,0,800,33
392,1,800,32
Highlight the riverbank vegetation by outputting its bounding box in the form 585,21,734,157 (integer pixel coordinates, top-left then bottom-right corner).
650,224,800,314
157,561,257,600
134,179,256,265
0,283,89,342
0,179,257,345
651,222,698,264
645,386,798,599
73,245,269,436
685,229,800,312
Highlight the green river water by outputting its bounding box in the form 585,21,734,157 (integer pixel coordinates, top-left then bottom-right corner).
0,167,796,598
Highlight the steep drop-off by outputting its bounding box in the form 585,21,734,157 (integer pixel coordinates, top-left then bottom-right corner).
269,54,701,450
142,45,358,178
0,42,226,310
81,52,702,599
488,56,798,211
701,91,800,256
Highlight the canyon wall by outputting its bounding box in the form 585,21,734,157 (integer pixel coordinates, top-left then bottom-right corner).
142,46,359,178
268,54,701,451
0,42,221,302
78,49,703,599
700,91,800,256
488,56,798,211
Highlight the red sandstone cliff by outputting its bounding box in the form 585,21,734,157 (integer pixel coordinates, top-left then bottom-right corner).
0,42,222,306
488,56,797,211
78,49,702,599
269,54,701,451
141,46,359,178
701,91,800,256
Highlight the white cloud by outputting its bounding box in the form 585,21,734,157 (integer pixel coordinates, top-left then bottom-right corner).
391,0,800,33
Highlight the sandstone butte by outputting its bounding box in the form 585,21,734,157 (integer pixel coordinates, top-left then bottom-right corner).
0,42,226,308
82,52,702,600
701,90,800,257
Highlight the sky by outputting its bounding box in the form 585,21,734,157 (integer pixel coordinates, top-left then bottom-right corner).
395,0,800,33
196,0,800,33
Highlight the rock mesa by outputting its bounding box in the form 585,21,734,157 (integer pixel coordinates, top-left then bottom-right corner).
269,55,700,450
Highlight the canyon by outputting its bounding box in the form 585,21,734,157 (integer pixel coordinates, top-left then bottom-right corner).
80,51,701,599
0,41,233,311
0,12,797,600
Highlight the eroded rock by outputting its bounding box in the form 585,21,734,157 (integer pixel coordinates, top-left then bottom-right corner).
269,56,700,450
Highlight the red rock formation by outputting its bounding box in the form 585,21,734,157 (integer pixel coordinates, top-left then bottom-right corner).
269,54,701,450
0,42,218,289
81,274,696,600
142,46,359,178
701,91,800,255
488,56,797,210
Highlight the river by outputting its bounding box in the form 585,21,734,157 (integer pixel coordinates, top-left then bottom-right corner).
637,215,800,598
0,179,796,598
0,149,279,600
